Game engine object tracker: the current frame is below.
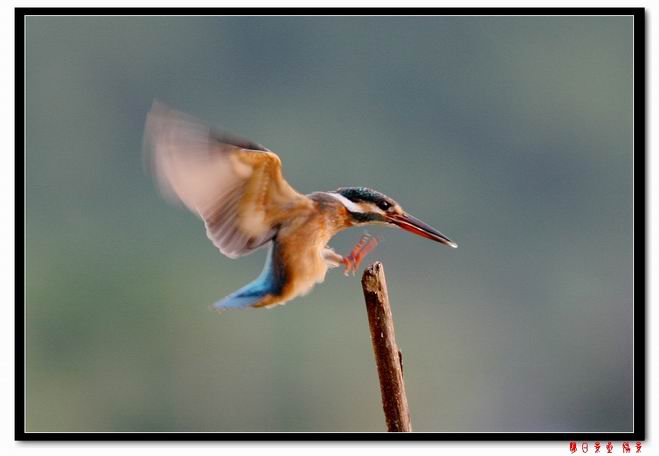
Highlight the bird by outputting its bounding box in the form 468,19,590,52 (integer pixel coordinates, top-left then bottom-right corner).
144,101,457,311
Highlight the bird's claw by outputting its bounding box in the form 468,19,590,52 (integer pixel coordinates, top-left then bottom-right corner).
342,256,358,276
342,233,381,276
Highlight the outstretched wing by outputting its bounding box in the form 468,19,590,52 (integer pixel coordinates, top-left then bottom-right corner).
144,101,310,258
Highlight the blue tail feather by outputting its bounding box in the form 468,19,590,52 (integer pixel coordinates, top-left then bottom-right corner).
213,288,269,310
213,242,286,311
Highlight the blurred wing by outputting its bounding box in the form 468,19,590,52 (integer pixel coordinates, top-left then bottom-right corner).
144,101,308,258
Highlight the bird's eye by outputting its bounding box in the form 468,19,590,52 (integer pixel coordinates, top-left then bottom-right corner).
378,201,391,211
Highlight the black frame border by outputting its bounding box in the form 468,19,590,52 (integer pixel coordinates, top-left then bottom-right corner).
15,6,646,442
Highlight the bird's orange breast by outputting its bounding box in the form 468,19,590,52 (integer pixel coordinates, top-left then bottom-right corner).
253,203,351,308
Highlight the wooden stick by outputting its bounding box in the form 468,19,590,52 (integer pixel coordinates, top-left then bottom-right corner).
361,262,412,432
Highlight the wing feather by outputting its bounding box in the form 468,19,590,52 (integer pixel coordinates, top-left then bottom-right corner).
144,101,309,258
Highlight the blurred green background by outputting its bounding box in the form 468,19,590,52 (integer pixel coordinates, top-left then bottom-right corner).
25,16,634,432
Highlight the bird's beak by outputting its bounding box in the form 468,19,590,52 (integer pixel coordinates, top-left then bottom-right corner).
387,213,458,248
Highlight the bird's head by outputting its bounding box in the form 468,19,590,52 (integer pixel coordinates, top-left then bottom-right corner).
328,187,458,248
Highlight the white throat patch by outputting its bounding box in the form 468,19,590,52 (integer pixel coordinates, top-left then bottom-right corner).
327,192,364,213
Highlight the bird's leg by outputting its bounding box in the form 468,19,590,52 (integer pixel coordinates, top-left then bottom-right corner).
341,233,380,276
322,248,344,268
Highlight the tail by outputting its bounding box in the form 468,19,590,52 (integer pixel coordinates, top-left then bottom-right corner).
213,242,285,311
213,286,271,310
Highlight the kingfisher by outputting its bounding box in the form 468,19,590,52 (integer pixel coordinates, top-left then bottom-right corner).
145,101,457,311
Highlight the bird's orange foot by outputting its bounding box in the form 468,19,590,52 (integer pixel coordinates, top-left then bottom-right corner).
342,233,380,276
